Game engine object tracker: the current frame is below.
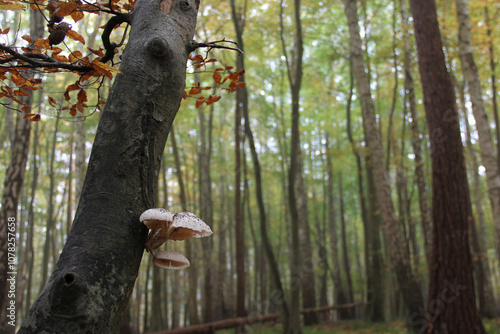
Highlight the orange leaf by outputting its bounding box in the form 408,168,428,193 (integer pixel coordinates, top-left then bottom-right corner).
213,72,221,83
195,100,205,108
190,55,203,62
206,58,217,63
215,67,224,72
234,82,246,88
11,72,25,86
225,66,234,70
195,63,204,69
77,89,87,103
1,28,10,34
23,113,35,119
30,114,41,121
206,95,221,105
53,55,69,63
67,29,85,44
71,10,84,23
22,35,32,43
70,106,77,116
228,72,240,83
56,2,78,16
48,96,58,106
88,47,104,57
189,87,202,95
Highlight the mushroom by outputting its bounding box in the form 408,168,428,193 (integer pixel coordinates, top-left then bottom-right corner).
153,251,190,270
140,208,174,253
139,208,213,270
167,212,213,241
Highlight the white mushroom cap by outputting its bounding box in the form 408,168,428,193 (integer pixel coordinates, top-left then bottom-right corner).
140,208,174,229
167,212,213,241
153,251,190,270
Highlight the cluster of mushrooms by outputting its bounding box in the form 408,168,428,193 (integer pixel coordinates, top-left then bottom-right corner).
140,208,213,270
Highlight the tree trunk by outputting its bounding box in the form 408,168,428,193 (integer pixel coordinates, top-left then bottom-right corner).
400,0,432,266
338,173,354,319
280,0,304,331
455,0,500,264
19,1,200,332
459,83,498,318
230,0,246,318
296,150,318,325
409,0,486,332
484,7,500,168
171,126,200,325
0,9,43,332
342,0,423,323
0,110,32,333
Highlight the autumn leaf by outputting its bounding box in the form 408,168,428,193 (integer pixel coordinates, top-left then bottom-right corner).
23,113,35,119
56,2,78,16
190,54,203,62
206,95,221,105
189,87,202,95
71,10,84,23
213,72,222,84
88,47,104,57
225,66,234,71
0,27,10,34
48,96,58,107
11,72,25,86
0,2,25,10
234,82,246,88
195,99,205,108
67,29,85,44
30,114,41,122
77,89,87,104
228,72,240,83
92,60,121,79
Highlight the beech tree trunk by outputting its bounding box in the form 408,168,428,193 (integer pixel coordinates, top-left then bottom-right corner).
409,0,486,332
342,0,423,324
19,1,200,332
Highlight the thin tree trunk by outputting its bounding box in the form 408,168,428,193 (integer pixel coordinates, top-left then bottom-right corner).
400,0,432,265
455,0,500,264
484,7,500,167
39,113,61,291
343,0,423,323
279,0,304,330
171,126,199,325
458,83,498,318
409,0,486,332
296,150,318,325
338,173,355,319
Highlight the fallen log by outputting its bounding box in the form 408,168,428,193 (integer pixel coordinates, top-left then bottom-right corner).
149,302,369,334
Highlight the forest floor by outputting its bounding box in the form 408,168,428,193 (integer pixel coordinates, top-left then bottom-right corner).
219,318,500,333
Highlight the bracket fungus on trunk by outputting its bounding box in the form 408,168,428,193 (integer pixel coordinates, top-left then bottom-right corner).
140,208,212,269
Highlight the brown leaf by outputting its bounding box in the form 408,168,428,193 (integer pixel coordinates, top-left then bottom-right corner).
30,114,41,122
77,89,87,103
213,72,221,83
189,87,202,95
71,10,84,23
67,29,85,44
56,2,78,16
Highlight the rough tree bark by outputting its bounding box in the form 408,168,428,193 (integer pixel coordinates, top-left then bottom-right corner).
342,0,424,324
19,1,200,332
409,0,486,332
